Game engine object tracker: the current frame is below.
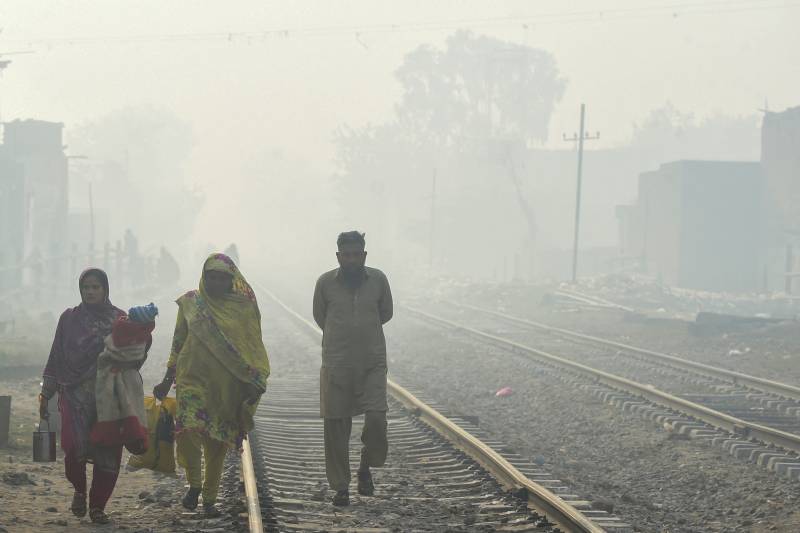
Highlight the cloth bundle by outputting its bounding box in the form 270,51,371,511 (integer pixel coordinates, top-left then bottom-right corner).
127,396,177,473
90,304,158,454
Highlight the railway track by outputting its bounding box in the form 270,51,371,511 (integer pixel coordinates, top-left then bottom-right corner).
403,301,800,481
449,300,800,406
236,286,631,532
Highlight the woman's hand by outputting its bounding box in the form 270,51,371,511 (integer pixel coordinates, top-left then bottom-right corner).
38,394,49,420
153,380,172,400
153,367,176,400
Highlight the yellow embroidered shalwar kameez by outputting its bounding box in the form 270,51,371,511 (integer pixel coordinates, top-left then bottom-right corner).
167,253,269,503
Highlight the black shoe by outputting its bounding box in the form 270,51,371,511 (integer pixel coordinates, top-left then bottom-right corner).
70,492,87,518
181,487,201,510
203,503,222,517
89,508,110,524
357,469,374,496
332,490,350,507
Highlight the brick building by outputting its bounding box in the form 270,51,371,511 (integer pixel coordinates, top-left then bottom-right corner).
0,120,68,289
616,106,800,293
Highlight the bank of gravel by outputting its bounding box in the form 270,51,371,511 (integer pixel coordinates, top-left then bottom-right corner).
387,315,800,533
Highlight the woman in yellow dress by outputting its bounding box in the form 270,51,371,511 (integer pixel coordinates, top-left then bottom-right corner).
153,253,269,516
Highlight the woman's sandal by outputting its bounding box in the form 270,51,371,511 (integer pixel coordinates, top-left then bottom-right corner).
181,487,202,510
89,508,110,524
70,492,87,518
203,503,222,518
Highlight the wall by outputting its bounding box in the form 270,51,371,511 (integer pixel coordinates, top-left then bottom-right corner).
761,107,800,234
677,161,763,292
640,167,683,286
622,160,764,292
2,120,68,259
0,155,26,290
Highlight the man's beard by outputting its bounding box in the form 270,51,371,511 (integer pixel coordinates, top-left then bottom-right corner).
341,264,366,288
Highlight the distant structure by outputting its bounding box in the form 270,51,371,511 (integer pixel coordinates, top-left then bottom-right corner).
0,120,68,290
762,106,800,233
617,105,800,293
0,145,26,289
619,161,764,292
761,106,800,292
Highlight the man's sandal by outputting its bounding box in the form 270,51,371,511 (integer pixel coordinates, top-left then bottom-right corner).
357,469,375,496
332,490,350,507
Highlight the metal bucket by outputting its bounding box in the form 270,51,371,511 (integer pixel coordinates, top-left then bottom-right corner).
33,419,57,462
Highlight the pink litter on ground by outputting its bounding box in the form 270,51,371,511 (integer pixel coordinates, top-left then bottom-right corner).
495,387,513,397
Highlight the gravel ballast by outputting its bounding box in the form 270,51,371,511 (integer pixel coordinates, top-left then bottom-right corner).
387,314,800,533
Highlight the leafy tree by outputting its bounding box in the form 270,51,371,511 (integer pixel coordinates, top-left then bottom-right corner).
395,30,566,149
333,31,566,276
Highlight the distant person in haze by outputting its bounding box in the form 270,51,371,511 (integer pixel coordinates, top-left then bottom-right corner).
123,229,139,259
156,247,181,286
124,229,145,287
40,269,126,524
223,243,240,266
153,253,270,517
313,231,393,506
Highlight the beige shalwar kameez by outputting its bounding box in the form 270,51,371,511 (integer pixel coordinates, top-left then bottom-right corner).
313,266,393,491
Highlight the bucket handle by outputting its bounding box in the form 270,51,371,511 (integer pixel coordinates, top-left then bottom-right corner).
37,417,52,433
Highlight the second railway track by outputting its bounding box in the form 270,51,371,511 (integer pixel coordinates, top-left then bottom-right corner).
441,301,800,432
403,300,800,479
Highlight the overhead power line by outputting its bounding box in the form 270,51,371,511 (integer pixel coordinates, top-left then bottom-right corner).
0,0,797,49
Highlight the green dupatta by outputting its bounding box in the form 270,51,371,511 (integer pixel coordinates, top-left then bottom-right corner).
173,253,269,446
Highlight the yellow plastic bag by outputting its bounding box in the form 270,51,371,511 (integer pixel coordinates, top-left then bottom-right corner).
127,396,177,473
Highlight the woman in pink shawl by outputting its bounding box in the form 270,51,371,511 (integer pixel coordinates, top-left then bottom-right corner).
39,268,125,524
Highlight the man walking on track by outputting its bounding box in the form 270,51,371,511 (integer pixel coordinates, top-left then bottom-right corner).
313,231,393,507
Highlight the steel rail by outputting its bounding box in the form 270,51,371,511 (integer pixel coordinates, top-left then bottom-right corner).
240,436,263,533
255,284,604,533
449,300,800,402
551,288,634,312
406,305,800,455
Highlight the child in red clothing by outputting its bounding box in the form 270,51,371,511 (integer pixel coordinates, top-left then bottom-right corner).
90,304,158,455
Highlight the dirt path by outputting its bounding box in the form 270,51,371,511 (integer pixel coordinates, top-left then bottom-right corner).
0,376,246,533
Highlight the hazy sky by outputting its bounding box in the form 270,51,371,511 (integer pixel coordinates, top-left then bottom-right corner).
1,0,798,253
2,1,797,149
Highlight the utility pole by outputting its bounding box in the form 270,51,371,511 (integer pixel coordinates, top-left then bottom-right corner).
429,168,437,269
89,181,95,254
563,104,599,283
